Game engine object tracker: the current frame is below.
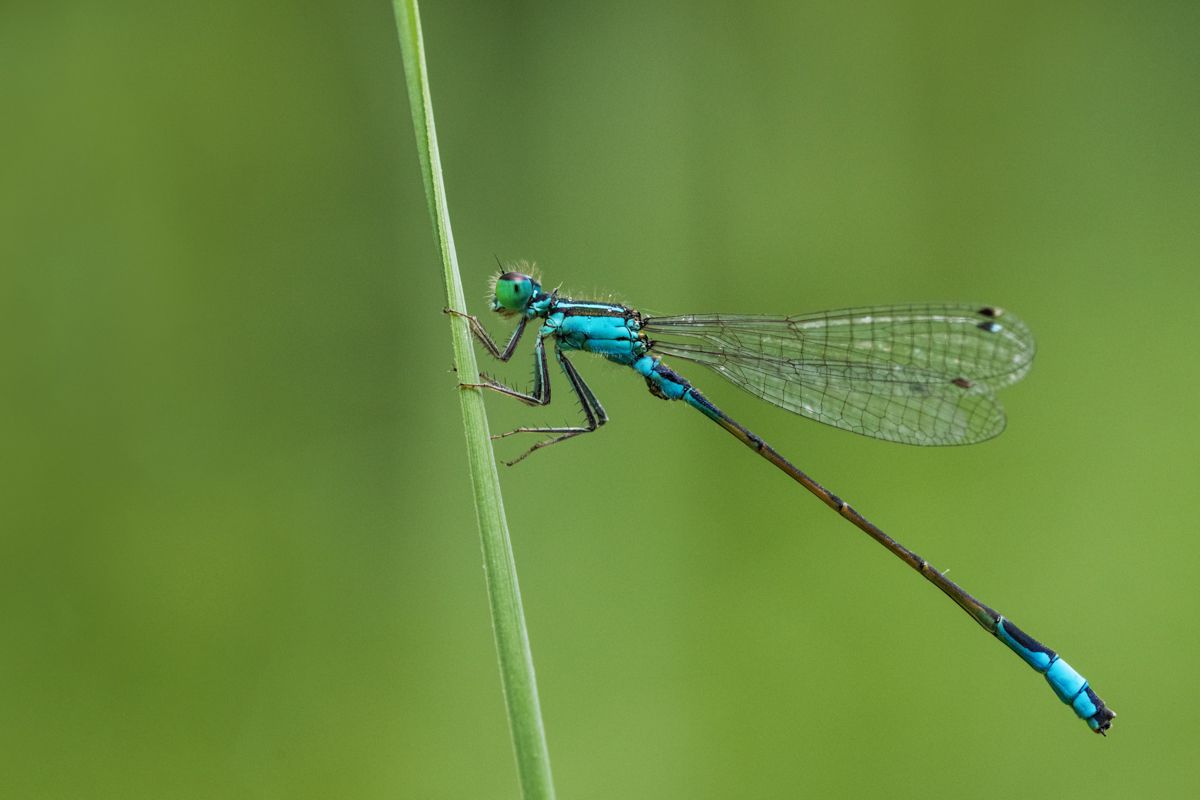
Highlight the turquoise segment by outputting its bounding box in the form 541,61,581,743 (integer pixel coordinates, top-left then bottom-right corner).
1044,657,1087,703
632,355,656,379
995,618,1055,671
634,356,691,400
996,618,1108,729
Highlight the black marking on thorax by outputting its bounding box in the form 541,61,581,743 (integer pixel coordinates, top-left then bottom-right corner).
555,299,635,318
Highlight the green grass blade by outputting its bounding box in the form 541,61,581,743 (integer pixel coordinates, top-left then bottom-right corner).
392,1,556,797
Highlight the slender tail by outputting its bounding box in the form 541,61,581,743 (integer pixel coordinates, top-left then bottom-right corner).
679,384,1115,734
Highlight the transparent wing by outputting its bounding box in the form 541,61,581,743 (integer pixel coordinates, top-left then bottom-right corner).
643,304,1035,445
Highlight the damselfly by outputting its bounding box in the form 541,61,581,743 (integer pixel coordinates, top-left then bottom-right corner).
449,267,1115,734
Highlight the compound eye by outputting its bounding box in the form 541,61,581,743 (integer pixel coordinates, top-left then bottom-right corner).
494,272,537,312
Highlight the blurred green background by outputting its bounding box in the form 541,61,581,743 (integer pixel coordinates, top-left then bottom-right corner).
4,0,1198,797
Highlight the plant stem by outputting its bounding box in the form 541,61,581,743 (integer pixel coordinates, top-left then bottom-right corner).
392,2,556,797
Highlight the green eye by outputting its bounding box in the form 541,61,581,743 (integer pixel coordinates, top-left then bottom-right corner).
493,272,539,312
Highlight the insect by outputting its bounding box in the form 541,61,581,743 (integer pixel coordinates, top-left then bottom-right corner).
448,267,1114,734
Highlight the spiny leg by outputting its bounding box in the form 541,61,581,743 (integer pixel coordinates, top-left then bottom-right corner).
445,308,528,361
500,348,609,466
460,332,552,407
494,349,603,438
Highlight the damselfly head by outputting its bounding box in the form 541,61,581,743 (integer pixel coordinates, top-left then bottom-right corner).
490,269,542,315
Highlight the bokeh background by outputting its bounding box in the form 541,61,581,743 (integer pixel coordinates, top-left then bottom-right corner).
5,1,1199,797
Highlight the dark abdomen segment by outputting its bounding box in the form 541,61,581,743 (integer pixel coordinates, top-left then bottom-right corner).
630,355,1115,733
